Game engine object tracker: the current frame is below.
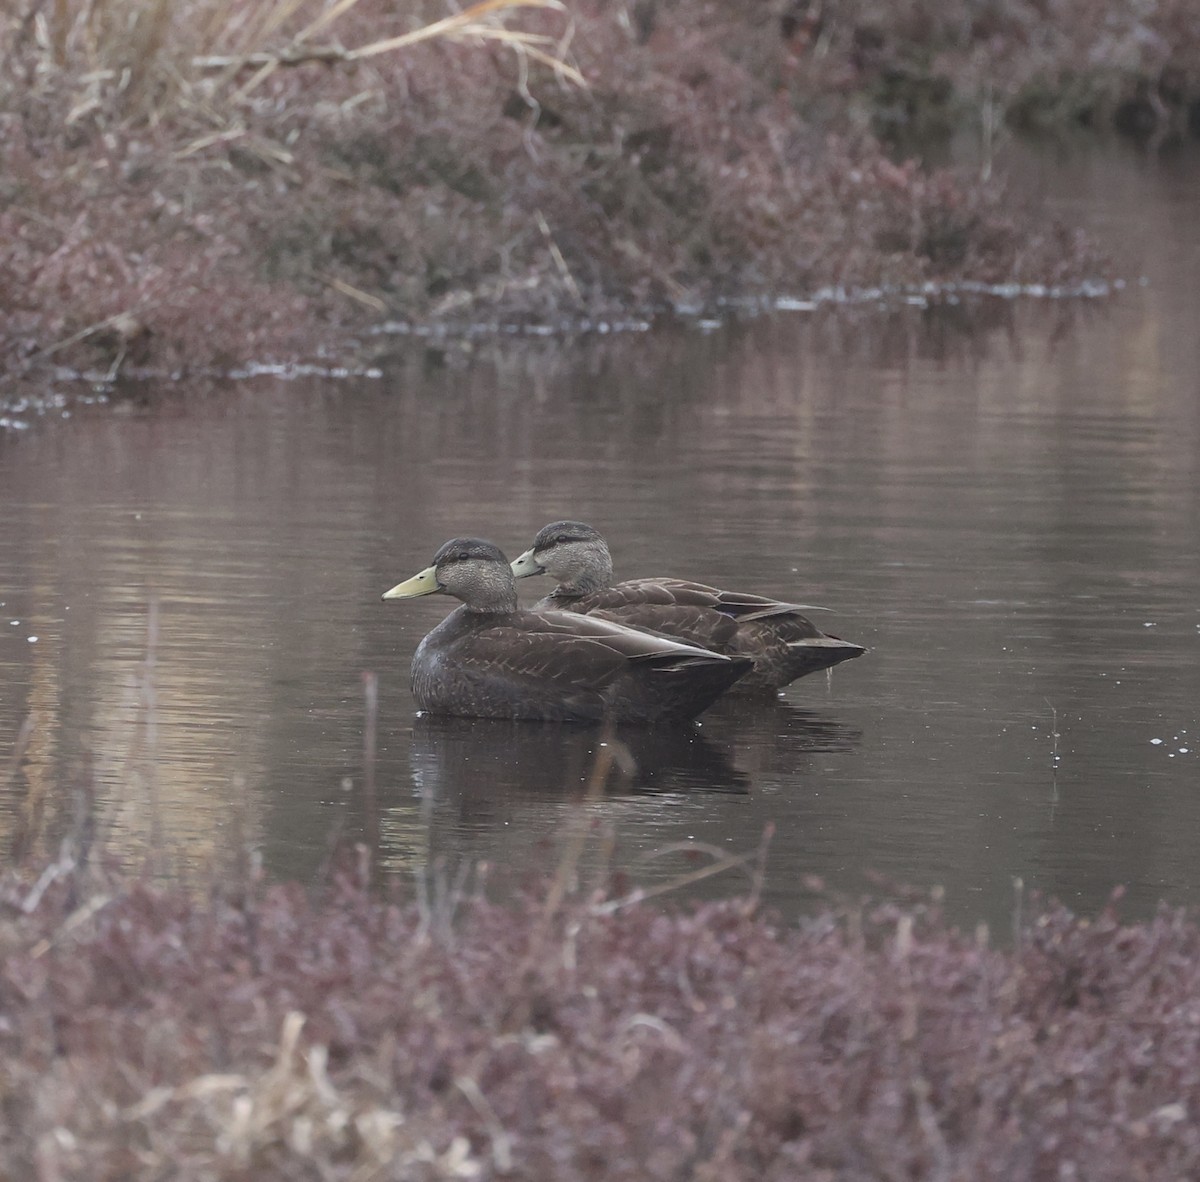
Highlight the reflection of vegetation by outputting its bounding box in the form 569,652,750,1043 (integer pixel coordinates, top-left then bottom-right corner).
4,845,1200,1178
6,0,1192,376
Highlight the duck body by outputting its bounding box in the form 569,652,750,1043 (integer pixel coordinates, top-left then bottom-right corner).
513,523,865,694
384,538,750,723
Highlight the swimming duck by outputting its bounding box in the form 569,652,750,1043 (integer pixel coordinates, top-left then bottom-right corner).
382,537,752,722
510,521,864,693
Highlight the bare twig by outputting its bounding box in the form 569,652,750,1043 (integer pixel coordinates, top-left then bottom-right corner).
743,820,774,916
26,309,142,365
226,0,584,101
455,1076,513,1172
29,892,113,958
142,598,165,877
3,715,35,794
362,671,379,873
593,844,764,915
325,276,388,313
1012,876,1024,956
535,209,582,303
20,854,75,914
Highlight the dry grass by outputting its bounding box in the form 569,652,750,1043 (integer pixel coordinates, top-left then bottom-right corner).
12,0,579,125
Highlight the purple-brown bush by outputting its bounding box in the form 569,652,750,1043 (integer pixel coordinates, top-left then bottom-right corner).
2,853,1200,1181
0,0,1151,379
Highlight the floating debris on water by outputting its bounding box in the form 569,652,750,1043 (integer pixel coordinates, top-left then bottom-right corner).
765,277,1122,316
226,362,384,381
368,317,653,339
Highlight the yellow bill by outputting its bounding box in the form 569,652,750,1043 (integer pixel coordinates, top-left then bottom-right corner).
381,565,440,600
510,548,543,578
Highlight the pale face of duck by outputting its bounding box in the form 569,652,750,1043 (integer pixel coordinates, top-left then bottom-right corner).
383,538,519,613
511,521,613,594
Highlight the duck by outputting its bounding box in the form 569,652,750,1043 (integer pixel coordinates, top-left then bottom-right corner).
509,521,865,693
381,537,752,723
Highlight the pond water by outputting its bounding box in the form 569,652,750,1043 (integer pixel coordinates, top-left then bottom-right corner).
2,141,1199,930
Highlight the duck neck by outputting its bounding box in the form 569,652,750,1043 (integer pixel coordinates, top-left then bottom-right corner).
462,572,519,613
555,549,613,598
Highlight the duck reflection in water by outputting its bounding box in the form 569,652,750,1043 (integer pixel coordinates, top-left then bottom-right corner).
403,699,862,810
407,714,751,802
371,687,863,880
700,695,864,779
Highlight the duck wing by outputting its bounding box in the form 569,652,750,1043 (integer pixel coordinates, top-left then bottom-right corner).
629,578,829,622
439,610,748,723
540,578,865,692
483,609,740,674
642,581,864,683
545,585,740,653
542,578,827,647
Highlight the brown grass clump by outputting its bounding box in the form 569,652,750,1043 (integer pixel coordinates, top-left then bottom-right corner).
3,850,1200,1180
1,0,1164,379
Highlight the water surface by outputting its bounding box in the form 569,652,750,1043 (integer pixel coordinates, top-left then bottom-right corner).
2,142,1199,928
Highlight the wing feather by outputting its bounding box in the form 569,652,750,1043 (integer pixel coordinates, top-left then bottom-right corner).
529,575,860,691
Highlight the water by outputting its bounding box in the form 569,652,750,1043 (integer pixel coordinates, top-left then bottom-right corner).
2,142,1199,929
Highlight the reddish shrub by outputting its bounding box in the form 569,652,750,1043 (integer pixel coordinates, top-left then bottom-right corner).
1,857,1200,1180
0,1,1124,378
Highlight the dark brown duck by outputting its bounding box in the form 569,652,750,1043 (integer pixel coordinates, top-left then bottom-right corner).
382,537,752,723
510,522,865,693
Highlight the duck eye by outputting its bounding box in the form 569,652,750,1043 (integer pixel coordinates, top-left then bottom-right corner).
554,535,570,545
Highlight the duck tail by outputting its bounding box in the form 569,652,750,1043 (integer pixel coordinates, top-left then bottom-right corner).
782,636,866,682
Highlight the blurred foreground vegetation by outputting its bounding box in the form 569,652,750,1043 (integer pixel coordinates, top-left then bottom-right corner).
3,841,1200,1180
